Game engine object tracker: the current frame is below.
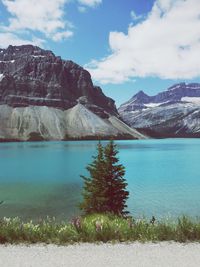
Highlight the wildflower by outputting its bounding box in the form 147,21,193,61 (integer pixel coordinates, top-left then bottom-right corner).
71,217,82,230
95,220,103,232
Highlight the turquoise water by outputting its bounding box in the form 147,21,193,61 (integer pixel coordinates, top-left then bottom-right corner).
0,139,200,220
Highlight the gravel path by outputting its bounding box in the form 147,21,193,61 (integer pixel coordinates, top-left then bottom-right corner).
0,242,200,267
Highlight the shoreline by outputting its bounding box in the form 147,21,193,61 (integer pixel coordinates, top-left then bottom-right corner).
0,134,141,143
1,136,200,143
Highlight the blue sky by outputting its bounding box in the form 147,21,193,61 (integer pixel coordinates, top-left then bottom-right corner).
0,0,200,106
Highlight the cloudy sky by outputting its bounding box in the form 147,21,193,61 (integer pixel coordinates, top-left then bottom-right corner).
0,0,200,106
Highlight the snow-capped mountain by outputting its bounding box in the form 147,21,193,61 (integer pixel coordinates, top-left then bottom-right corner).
119,83,200,137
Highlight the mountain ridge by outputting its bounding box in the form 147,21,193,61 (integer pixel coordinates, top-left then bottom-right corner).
119,82,200,113
119,83,200,138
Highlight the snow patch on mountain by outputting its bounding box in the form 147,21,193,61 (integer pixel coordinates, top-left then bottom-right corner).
181,97,200,104
144,102,169,108
0,60,15,63
0,74,4,81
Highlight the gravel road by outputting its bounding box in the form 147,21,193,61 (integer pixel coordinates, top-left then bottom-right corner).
0,242,200,267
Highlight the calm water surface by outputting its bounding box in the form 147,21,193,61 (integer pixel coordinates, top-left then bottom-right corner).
0,139,200,220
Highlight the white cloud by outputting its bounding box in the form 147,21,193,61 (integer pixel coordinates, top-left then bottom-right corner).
78,0,102,7
77,0,102,13
130,10,143,21
0,32,45,48
87,0,200,84
52,30,73,41
0,0,102,46
1,0,72,42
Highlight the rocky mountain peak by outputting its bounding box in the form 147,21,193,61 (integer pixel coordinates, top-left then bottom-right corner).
0,45,118,117
131,90,150,103
118,90,150,113
167,82,186,91
0,45,55,63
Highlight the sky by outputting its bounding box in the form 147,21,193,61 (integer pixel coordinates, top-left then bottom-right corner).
0,0,200,107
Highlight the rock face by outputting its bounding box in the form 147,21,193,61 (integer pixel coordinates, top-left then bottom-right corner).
119,83,200,138
0,45,117,117
0,45,146,141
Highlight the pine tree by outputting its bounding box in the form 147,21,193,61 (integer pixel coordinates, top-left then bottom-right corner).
80,140,129,215
103,140,129,215
79,142,108,214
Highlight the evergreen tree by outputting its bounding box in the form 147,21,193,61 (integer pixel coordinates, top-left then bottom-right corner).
80,140,129,215
103,140,129,215
79,142,107,214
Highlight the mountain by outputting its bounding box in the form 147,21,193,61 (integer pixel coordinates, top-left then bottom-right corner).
119,83,200,138
0,45,146,141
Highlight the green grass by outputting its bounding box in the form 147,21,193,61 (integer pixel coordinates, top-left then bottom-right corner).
0,214,200,244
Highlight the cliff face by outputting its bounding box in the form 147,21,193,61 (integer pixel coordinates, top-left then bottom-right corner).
119,83,200,138
0,45,146,141
0,45,117,118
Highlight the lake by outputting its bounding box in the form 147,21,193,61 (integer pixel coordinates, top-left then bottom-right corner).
0,139,200,221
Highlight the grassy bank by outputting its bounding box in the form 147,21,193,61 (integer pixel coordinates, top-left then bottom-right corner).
0,214,200,244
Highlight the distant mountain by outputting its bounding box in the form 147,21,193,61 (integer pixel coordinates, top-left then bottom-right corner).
0,45,146,141
119,83,200,138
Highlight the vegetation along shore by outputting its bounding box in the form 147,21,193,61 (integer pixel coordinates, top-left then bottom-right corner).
0,215,200,244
